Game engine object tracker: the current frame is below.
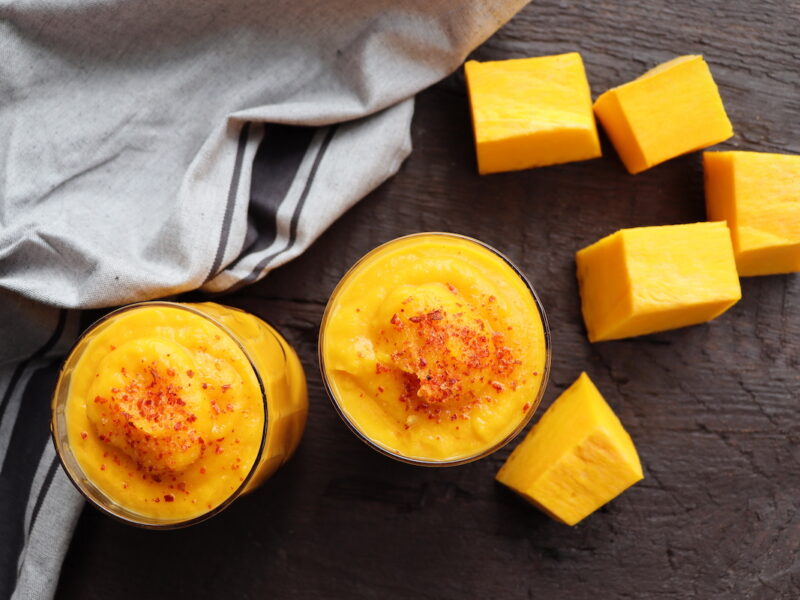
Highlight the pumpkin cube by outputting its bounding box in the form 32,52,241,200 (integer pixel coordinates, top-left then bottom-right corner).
704,151,800,276
496,372,643,526
594,55,733,174
576,222,741,342
465,53,601,175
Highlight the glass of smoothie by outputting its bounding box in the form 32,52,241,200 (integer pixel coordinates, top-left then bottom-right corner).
319,232,550,466
51,302,308,528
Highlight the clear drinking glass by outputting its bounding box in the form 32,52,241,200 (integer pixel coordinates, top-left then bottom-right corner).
319,232,551,467
51,301,307,529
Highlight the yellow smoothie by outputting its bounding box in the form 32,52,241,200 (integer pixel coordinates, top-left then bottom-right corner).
320,233,550,464
52,302,307,526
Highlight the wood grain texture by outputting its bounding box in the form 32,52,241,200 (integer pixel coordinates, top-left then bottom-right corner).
56,1,800,598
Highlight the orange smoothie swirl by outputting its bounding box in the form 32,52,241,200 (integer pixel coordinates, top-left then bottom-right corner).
320,233,550,464
53,302,307,526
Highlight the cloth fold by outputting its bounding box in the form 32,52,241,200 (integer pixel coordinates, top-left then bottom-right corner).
0,1,528,597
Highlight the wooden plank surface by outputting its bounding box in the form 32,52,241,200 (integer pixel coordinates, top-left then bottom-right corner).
56,1,800,597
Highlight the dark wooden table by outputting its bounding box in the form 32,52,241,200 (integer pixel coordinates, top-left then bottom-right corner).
56,2,800,598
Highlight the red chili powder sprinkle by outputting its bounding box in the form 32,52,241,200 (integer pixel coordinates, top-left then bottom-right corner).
379,305,520,422
89,360,212,473
522,403,530,412
447,283,458,294
202,383,208,390
215,446,224,455
375,363,391,374
221,384,231,393
80,432,88,440
377,386,384,393
164,494,174,502
390,313,402,327
200,468,206,474
186,370,194,378
100,464,106,471
154,497,160,503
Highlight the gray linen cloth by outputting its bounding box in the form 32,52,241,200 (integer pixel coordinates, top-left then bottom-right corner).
0,1,528,598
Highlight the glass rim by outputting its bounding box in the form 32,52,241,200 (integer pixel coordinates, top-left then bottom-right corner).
50,300,270,530
318,231,552,467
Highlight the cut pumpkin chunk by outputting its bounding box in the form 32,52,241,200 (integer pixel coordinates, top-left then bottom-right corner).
496,372,643,526
594,55,733,174
465,53,601,175
704,150,800,276
576,222,741,342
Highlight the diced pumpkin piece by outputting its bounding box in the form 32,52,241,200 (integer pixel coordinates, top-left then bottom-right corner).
576,222,741,342
465,53,601,175
704,150,800,276
496,372,643,526
594,55,733,174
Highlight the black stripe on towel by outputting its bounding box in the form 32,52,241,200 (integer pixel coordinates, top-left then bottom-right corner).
0,359,63,600
205,122,252,283
27,454,60,538
227,124,338,293
0,309,66,427
232,124,317,267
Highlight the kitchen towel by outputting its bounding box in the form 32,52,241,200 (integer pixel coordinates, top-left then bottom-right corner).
0,1,528,597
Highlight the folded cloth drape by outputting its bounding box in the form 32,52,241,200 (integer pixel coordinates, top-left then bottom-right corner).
0,1,527,597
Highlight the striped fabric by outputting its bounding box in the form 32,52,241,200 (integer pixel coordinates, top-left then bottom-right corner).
0,1,528,598
0,307,83,600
